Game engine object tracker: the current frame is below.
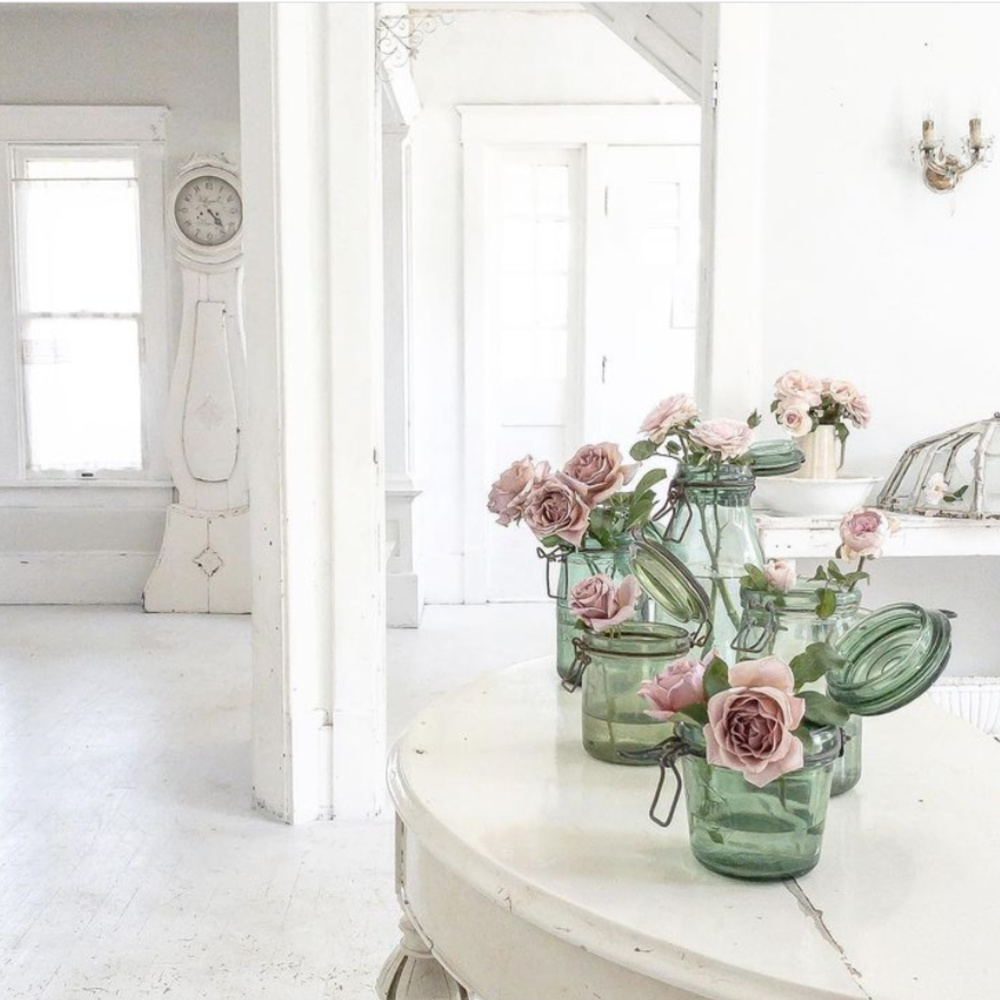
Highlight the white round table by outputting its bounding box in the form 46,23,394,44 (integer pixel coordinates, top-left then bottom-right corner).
377,657,1000,1000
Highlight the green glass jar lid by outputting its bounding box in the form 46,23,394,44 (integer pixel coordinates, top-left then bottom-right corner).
830,603,953,716
631,533,712,648
748,440,805,478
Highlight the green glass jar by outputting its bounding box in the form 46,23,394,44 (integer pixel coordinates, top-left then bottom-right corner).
569,622,693,765
667,722,842,881
657,464,765,654
733,582,865,796
548,544,632,682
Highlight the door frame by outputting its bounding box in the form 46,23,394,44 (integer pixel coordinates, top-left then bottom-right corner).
459,104,700,603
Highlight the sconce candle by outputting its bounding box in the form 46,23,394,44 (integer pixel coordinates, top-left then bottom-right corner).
917,116,992,192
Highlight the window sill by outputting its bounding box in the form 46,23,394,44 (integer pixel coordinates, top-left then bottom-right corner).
0,479,173,489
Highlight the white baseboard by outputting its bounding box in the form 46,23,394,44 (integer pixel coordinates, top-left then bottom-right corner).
388,571,423,628
0,552,157,604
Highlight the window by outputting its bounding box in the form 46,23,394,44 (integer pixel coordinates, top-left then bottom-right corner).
0,106,168,487
12,149,145,473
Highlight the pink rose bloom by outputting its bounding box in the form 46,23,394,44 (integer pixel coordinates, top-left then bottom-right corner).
847,394,871,429
774,370,823,408
763,559,796,593
778,398,813,438
690,418,754,460
839,506,894,561
640,652,712,718
569,573,640,632
522,473,592,548
639,394,699,444
704,656,806,788
562,443,638,505
487,456,548,526
826,379,859,405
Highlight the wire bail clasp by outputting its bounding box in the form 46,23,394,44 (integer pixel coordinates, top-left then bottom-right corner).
561,636,591,693
648,737,694,828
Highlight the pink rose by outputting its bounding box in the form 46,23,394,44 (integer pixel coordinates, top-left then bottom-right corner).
562,443,638,505
639,394,699,444
522,474,592,548
690,418,754,460
774,370,823,408
847,394,871,429
763,559,796,593
778,398,813,438
826,379,859,405
569,574,640,632
487,456,548,526
704,656,806,788
839,506,894,561
640,652,712,718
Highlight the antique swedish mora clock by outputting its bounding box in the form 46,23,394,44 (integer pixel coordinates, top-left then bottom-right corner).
143,155,250,613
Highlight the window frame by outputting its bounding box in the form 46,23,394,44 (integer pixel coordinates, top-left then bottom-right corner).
0,106,170,486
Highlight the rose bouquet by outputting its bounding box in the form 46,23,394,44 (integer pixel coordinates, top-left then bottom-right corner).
487,442,666,554
770,369,870,446
640,647,849,788
630,395,763,647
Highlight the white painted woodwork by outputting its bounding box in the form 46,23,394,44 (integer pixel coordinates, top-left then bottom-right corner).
238,3,386,823
386,657,1000,1000
183,301,240,484
586,3,703,101
384,99,424,628
758,511,1000,560
144,158,250,615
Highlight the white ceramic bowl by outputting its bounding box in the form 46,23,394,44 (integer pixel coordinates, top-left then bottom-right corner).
752,476,882,517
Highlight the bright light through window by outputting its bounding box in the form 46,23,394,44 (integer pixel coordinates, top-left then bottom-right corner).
13,150,144,473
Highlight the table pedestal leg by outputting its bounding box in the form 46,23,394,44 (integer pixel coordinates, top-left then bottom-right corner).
377,915,470,1000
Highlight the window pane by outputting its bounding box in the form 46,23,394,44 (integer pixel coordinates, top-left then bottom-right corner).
16,162,141,313
22,318,143,472
23,158,136,180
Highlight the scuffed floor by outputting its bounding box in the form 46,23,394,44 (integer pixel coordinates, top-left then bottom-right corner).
0,603,550,999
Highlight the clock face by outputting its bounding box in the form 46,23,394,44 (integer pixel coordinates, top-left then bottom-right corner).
174,174,242,247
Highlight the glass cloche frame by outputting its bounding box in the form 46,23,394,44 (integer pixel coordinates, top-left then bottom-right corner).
877,413,1000,519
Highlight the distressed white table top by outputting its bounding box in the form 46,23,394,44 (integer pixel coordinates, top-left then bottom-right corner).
389,658,1000,1000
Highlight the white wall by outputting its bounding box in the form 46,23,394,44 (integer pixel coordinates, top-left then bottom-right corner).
749,2,1000,673
0,3,240,603
410,9,688,603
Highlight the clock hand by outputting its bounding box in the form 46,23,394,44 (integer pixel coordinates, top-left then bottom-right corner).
206,206,224,227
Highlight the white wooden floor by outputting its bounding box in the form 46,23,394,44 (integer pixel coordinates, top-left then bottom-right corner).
0,603,551,1000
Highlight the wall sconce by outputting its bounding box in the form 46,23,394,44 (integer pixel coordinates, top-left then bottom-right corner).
916,118,993,192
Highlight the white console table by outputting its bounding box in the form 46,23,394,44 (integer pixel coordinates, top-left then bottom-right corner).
379,657,1000,1000
757,510,1000,559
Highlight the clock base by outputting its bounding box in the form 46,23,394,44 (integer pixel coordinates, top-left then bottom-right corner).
143,504,251,614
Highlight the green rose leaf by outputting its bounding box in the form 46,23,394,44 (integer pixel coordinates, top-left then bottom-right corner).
670,702,709,726
631,467,668,500
801,690,851,726
790,641,846,688
747,409,762,429
540,534,563,549
810,564,828,582
815,586,838,620
741,563,770,592
703,657,731,700
630,439,658,462
625,495,656,531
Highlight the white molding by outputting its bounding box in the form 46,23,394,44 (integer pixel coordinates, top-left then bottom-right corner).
458,104,699,146
0,105,168,142
0,551,157,604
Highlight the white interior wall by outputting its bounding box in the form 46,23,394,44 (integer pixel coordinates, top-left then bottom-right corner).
410,9,688,603
0,3,240,603
748,2,1000,674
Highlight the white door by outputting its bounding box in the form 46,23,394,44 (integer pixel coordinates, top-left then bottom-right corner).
585,144,701,448
485,148,583,602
